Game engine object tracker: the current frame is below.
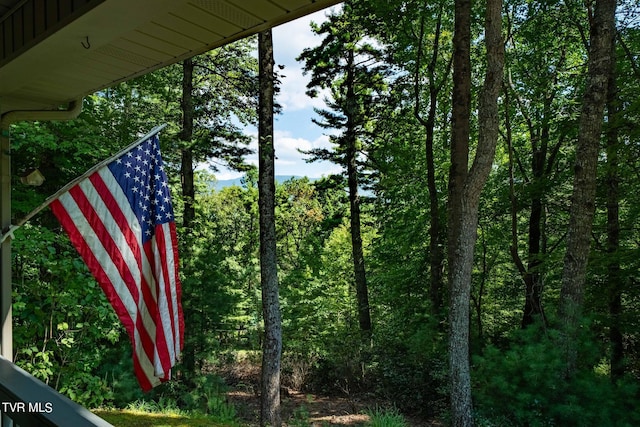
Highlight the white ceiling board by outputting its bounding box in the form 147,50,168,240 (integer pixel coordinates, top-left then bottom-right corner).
0,0,343,114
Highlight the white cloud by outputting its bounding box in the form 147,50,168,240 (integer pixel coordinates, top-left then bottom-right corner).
272,8,338,65
274,130,336,161
277,134,312,155
312,131,338,149
208,130,341,180
212,169,244,181
277,66,329,112
273,131,342,177
272,8,337,113
206,6,345,181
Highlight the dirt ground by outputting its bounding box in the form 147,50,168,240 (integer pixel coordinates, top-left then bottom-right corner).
216,357,443,427
227,388,372,426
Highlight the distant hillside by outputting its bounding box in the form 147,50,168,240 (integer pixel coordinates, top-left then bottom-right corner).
213,175,318,190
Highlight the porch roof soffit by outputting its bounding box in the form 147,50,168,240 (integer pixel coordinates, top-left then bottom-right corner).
0,0,342,115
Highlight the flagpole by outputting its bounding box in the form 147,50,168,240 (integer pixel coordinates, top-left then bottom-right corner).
0,124,167,243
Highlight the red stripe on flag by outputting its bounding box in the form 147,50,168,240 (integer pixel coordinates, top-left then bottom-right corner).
69,184,140,303
68,184,158,367
50,198,135,338
151,225,176,373
87,172,171,384
52,196,160,391
143,241,171,375
132,349,155,392
54,180,159,389
169,225,184,352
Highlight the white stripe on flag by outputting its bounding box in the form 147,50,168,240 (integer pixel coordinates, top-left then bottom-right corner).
154,225,177,364
79,172,160,346
57,183,158,385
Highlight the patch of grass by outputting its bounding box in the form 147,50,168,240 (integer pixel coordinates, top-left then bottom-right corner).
125,398,185,416
92,409,228,427
365,406,409,427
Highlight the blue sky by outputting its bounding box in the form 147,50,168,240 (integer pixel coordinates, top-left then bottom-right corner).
214,6,343,180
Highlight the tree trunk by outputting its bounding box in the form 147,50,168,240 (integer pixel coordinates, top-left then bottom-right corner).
521,109,549,327
426,85,445,316
181,58,196,230
447,0,471,274
447,0,472,422
258,29,283,427
606,35,624,381
558,0,616,378
507,85,560,329
447,0,503,425
413,12,447,316
345,48,372,337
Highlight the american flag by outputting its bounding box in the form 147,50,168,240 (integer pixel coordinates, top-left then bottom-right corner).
51,132,184,391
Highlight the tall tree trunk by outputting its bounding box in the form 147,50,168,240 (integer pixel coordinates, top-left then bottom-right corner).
180,57,196,376
521,112,549,328
558,0,616,378
181,58,195,230
345,48,372,337
258,29,282,427
606,35,624,381
524,101,552,326
522,205,545,326
447,0,471,273
508,74,564,328
426,92,445,315
505,89,546,329
447,0,503,425
413,11,448,316
447,0,472,421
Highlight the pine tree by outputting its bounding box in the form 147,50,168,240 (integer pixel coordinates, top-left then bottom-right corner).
298,1,388,338
258,29,283,427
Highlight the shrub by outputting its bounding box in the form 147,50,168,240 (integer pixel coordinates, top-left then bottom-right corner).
369,322,448,416
473,324,640,426
366,406,410,427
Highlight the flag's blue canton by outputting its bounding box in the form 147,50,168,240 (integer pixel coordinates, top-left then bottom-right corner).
108,135,174,244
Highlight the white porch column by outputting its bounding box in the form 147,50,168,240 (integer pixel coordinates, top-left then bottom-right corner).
0,105,13,427
0,120,11,361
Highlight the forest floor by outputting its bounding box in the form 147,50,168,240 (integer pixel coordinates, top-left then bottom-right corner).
215,354,444,427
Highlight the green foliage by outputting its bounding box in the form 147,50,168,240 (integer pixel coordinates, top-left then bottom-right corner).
473,324,640,426
297,2,388,184
12,223,121,407
126,397,186,416
288,406,313,427
166,37,258,173
366,406,410,427
143,374,239,425
176,172,262,378
205,393,237,423
102,372,241,425
273,177,370,393
369,320,448,416
16,345,54,382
